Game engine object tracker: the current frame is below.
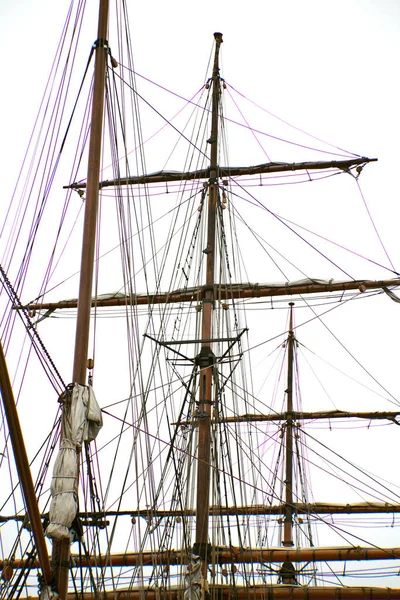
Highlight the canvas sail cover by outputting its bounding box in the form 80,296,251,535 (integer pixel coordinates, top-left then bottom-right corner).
184,554,202,600
46,384,102,541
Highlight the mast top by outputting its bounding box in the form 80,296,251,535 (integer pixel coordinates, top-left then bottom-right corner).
214,32,223,43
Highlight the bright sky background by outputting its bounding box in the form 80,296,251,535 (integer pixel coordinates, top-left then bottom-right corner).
1,2,399,417
1,0,400,588
1,1,400,436
1,0,400,221
2,0,399,345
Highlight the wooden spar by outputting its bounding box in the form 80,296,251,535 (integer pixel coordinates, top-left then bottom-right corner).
0,340,52,585
22,277,400,311
3,500,400,529
65,156,377,188
19,586,400,600
215,410,400,423
6,545,400,569
61,544,400,564
51,0,109,597
194,31,223,572
83,501,400,515
282,303,295,550
178,410,400,427
3,500,400,526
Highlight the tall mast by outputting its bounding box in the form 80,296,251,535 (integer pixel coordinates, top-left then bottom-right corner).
52,0,109,597
194,32,223,574
72,0,109,384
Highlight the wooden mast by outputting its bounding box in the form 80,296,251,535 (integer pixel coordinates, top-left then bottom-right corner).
282,303,295,550
0,341,52,585
279,303,298,586
194,31,223,576
72,0,109,385
52,0,110,597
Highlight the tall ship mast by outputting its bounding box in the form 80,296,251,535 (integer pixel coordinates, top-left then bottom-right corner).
1,3,400,599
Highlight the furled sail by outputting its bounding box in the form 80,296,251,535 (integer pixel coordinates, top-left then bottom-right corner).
46,384,102,541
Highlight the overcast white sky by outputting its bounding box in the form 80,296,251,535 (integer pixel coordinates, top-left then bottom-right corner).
1,0,400,393
1,0,399,191
1,2,400,585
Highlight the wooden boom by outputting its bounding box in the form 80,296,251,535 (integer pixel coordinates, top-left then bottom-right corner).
19,278,400,312
20,585,400,600
4,545,400,569
66,157,377,189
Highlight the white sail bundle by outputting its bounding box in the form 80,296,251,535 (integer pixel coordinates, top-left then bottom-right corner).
46,384,103,541
184,554,203,600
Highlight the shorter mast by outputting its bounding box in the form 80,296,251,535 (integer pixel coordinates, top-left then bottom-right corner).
282,303,295,549
279,303,297,586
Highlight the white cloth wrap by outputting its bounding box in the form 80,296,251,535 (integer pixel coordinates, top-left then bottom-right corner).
46,384,102,541
39,586,59,600
184,554,202,600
